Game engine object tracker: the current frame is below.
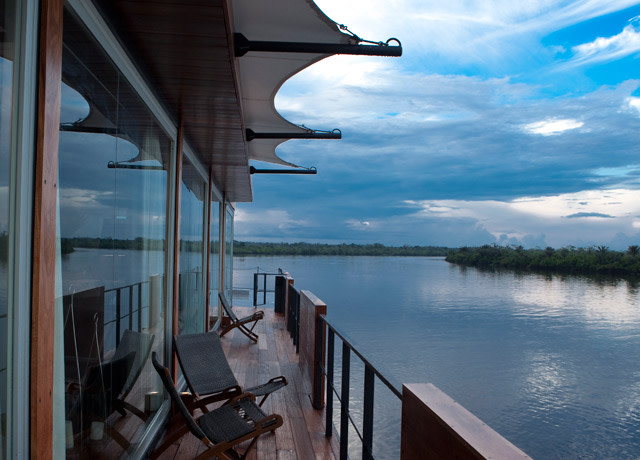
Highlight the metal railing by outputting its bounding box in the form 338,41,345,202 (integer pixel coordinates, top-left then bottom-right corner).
252,269,283,306
317,314,402,460
105,280,149,348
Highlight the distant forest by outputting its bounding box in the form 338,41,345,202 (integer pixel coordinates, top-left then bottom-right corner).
30,237,640,277
56,237,450,257
234,241,450,256
58,237,205,254
446,245,640,277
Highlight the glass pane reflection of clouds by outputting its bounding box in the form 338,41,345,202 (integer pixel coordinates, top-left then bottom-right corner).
57,9,170,458
0,2,16,458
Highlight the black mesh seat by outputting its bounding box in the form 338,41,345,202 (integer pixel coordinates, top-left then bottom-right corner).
111,330,155,420
175,331,287,408
218,292,264,342
151,352,283,460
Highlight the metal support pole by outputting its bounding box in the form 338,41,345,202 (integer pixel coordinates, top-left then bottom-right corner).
235,33,402,57
253,273,258,307
129,286,134,330
138,282,143,331
363,365,375,460
326,328,335,437
115,289,121,347
314,317,325,409
340,343,351,460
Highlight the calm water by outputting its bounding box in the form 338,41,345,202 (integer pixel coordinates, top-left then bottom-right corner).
234,256,640,460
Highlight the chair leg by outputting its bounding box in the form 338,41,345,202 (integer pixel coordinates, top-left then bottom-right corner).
238,323,259,342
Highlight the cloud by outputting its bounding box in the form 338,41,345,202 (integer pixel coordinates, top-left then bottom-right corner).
237,2,640,248
403,188,640,248
313,0,640,73
523,118,584,136
565,212,614,218
568,17,640,67
234,208,311,240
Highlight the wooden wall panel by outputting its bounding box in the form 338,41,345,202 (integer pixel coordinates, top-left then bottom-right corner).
400,384,531,460
298,290,326,410
31,0,63,458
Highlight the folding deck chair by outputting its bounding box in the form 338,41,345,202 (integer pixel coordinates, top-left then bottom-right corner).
218,292,263,342
151,352,283,460
66,330,155,450
174,331,287,409
111,329,155,421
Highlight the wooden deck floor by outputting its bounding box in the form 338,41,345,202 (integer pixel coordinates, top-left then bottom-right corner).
155,307,339,460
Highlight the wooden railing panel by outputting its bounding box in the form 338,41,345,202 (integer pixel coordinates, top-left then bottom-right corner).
401,383,531,460
298,290,326,409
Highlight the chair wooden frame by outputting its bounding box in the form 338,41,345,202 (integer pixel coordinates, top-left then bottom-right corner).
150,352,283,460
218,292,264,343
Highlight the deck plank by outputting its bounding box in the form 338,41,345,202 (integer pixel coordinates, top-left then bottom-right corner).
152,307,336,460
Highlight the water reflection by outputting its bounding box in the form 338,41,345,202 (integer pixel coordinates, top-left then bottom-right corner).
234,256,640,459
510,273,640,329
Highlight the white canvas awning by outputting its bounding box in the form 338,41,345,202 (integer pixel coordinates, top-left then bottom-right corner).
233,0,356,166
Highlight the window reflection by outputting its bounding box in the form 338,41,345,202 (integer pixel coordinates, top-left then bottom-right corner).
0,2,16,458
209,199,220,327
57,9,169,458
178,159,205,334
224,205,234,301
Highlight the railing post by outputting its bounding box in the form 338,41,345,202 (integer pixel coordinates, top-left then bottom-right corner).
115,289,121,346
325,327,334,437
128,285,134,330
363,364,375,460
340,342,350,460
274,275,286,314
314,316,325,411
253,273,258,307
137,282,143,331
262,273,267,306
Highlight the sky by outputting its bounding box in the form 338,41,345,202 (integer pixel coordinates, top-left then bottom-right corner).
235,0,640,249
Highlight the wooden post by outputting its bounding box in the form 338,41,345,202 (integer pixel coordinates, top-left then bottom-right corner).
400,384,531,460
31,0,63,458
298,290,326,409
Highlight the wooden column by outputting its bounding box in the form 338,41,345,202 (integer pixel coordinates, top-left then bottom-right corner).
171,124,183,382
298,290,326,409
400,383,531,460
31,0,63,458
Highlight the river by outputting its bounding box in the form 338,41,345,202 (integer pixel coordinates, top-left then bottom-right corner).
233,255,640,459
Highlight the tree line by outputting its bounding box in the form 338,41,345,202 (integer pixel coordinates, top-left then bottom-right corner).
234,241,449,256
55,237,450,257
446,245,640,276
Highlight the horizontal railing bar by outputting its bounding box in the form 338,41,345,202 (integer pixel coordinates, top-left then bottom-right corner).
104,280,150,294
104,305,149,326
320,314,402,399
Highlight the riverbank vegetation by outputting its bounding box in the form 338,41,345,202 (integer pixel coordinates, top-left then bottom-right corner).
234,241,449,256
446,245,640,276
58,237,450,257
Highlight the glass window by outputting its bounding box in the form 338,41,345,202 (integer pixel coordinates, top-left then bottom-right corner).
0,2,17,458
56,9,170,457
224,204,234,301
209,198,220,327
178,158,205,334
